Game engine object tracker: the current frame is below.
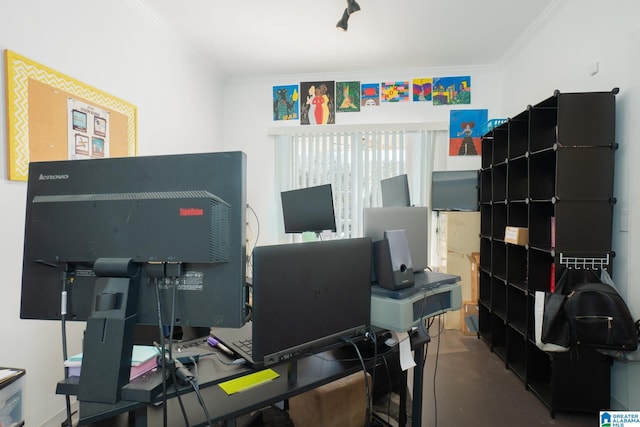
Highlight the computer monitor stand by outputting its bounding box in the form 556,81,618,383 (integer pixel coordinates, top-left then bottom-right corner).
78,258,141,404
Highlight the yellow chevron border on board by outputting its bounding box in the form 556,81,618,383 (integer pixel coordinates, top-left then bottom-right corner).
4,49,138,181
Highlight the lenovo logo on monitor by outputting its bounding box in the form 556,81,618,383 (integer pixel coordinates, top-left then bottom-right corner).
39,173,69,181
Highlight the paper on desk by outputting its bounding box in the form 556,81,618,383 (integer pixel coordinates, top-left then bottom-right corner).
392,331,416,371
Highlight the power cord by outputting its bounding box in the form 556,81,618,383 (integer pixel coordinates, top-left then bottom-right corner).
58,264,75,427
188,357,213,427
341,336,372,427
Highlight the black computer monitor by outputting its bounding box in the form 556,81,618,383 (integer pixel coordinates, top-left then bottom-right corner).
281,184,337,234
21,151,247,403
431,170,479,211
21,151,247,328
380,174,411,207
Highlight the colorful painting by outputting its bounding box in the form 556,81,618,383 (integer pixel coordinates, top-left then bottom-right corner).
433,76,471,105
381,81,410,102
300,81,335,125
449,109,487,156
361,83,380,107
413,78,432,102
336,81,361,113
273,85,299,121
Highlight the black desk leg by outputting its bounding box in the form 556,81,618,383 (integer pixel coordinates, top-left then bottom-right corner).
130,407,147,427
399,369,408,426
412,343,426,427
288,360,298,384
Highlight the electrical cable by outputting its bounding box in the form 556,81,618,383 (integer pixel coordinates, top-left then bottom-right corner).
154,278,169,427
188,358,213,427
381,354,393,426
167,267,191,427
369,331,378,425
59,265,75,427
246,203,261,272
431,314,445,427
342,336,371,427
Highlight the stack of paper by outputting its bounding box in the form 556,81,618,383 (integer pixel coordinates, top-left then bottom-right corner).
64,345,159,380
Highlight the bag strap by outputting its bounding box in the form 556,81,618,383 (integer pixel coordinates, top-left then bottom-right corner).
554,269,570,294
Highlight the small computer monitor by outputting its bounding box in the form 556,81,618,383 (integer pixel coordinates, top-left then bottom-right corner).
431,170,479,211
363,207,429,271
281,184,337,234
381,174,411,207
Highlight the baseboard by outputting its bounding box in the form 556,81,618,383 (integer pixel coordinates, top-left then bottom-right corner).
40,401,78,427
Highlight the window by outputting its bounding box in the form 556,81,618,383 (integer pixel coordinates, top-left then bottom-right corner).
274,125,445,241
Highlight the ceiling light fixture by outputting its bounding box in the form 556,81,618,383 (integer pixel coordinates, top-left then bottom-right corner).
336,8,350,31
336,0,361,31
347,0,361,14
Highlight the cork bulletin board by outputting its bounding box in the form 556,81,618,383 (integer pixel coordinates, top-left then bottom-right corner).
4,50,137,181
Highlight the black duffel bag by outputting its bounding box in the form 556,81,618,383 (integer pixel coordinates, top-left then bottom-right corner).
564,278,638,351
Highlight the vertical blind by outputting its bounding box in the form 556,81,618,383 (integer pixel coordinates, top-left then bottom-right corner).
274,128,442,241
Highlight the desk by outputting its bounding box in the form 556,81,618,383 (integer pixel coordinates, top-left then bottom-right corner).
57,331,429,426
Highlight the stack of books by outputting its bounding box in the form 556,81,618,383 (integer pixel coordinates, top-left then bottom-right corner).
64,345,159,380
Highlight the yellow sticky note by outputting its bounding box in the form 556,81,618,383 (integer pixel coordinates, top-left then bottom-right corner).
218,369,279,395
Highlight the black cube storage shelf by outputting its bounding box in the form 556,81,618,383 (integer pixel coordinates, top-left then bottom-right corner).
477,89,618,417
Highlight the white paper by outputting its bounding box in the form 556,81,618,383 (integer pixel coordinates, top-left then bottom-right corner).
392,331,416,371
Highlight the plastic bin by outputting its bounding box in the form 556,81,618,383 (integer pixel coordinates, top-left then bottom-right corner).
0,368,25,427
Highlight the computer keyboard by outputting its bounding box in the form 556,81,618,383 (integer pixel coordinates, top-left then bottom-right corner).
234,338,252,354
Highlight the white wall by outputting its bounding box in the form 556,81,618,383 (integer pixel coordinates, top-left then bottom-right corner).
0,1,224,425
499,0,640,410
222,66,501,246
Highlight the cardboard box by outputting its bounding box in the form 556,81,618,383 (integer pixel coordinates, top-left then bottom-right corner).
504,226,528,246
289,371,371,427
460,301,479,336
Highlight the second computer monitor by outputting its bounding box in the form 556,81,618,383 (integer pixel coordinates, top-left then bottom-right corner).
281,184,337,234
363,206,429,272
380,174,411,207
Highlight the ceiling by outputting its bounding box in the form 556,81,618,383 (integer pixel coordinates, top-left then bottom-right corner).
136,0,556,78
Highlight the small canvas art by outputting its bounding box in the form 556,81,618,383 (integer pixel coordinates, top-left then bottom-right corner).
381,82,410,102
300,81,335,125
449,109,488,156
336,81,361,113
361,83,380,107
433,76,471,105
413,78,432,102
273,85,299,121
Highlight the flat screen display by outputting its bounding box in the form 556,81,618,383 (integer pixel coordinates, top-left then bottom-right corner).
381,174,411,207
281,184,337,233
431,170,479,211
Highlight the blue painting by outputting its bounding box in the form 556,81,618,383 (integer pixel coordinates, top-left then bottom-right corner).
273,85,299,121
449,109,488,156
